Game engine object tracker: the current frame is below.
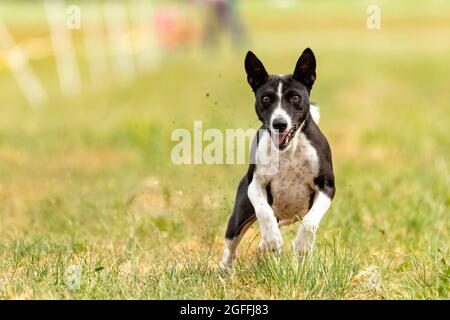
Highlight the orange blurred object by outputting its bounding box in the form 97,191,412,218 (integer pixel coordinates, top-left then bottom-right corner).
153,5,197,50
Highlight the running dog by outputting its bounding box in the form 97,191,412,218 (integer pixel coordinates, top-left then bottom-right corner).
221,48,336,270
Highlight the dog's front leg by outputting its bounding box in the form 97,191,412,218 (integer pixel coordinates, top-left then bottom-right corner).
248,176,283,252
293,191,331,259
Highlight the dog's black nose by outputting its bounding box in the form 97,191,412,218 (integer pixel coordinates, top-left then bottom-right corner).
272,118,288,133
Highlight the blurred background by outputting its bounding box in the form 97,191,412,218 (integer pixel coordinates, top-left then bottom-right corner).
0,0,448,299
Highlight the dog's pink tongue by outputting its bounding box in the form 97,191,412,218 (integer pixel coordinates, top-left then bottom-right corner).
277,133,287,146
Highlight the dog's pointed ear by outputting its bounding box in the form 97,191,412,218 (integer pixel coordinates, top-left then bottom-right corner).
245,51,268,92
293,48,316,90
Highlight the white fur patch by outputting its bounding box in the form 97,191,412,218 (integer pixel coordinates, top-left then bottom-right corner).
253,130,320,221
293,191,331,256
247,175,283,252
268,133,320,222
310,104,320,124
270,81,292,131
277,80,283,99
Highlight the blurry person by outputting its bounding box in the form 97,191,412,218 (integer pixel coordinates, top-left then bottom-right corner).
200,0,247,48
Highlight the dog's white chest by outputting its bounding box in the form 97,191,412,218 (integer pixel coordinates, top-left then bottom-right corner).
268,134,319,222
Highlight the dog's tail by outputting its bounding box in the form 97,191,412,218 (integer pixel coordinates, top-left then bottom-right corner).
310,103,320,125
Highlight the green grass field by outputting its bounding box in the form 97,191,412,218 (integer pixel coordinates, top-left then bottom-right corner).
0,0,449,299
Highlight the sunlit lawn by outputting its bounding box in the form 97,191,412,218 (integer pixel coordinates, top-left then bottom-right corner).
0,0,448,299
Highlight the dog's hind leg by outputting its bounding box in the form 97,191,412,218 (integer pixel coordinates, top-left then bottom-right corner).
220,175,256,271
221,217,256,271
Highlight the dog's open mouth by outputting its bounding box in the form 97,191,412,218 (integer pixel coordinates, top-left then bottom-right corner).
271,123,300,150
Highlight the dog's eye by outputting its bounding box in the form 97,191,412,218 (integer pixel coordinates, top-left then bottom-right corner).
261,96,271,104
290,95,301,103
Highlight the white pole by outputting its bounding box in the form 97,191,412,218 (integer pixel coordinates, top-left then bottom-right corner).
104,2,135,83
0,20,46,108
44,0,81,96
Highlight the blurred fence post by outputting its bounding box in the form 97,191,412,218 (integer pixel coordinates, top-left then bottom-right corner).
104,2,135,83
44,0,81,96
0,20,46,108
130,0,159,72
83,3,109,87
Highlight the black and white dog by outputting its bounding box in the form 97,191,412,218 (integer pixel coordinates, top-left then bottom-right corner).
221,48,335,270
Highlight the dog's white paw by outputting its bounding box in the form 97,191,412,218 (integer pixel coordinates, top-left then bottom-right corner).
259,224,283,253
219,260,232,273
293,222,317,259
220,245,236,272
